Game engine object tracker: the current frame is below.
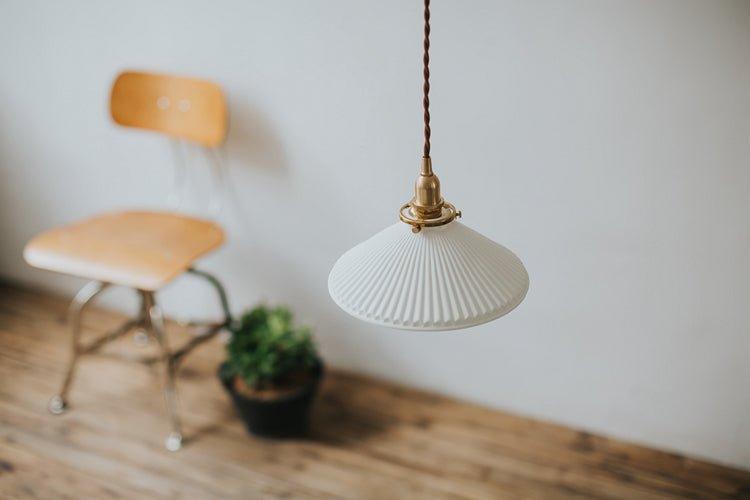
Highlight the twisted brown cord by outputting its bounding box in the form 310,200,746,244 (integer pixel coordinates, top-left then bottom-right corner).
422,0,431,158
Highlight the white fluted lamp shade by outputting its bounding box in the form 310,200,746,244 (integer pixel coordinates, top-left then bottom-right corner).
328,221,529,331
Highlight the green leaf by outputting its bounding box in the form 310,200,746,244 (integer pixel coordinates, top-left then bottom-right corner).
225,304,318,390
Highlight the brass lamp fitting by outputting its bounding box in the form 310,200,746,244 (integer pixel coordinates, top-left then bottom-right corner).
411,157,444,219
399,157,461,232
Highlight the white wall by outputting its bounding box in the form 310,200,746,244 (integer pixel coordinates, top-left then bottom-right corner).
1,0,749,468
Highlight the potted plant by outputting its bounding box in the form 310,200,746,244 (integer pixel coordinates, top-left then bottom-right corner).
219,305,323,438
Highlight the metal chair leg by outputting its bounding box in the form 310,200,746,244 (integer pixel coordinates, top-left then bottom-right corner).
143,291,183,451
187,267,233,326
133,291,151,347
49,281,110,415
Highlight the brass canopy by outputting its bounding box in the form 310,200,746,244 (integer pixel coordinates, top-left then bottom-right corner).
400,157,461,233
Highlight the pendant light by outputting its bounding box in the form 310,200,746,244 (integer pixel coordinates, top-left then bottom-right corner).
328,0,529,331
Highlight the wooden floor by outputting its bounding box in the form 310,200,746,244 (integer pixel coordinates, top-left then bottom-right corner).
0,284,748,499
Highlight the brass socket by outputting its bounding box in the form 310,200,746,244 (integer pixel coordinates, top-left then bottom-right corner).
399,156,460,232
411,157,444,219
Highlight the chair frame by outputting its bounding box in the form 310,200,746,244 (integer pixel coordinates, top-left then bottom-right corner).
48,267,232,451
34,70,232,451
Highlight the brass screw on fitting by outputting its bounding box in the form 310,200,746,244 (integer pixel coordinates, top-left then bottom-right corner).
399,157,460,232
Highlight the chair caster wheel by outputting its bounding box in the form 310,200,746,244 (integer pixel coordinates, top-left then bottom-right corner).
134,329,150,347
48,396,67,415
165,432,182,451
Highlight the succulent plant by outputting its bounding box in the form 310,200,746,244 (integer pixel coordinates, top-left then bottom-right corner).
222,305,317,390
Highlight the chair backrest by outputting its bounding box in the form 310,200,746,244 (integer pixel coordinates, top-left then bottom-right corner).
110,71,227,147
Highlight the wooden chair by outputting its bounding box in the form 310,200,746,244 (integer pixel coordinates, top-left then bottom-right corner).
23,71,232,451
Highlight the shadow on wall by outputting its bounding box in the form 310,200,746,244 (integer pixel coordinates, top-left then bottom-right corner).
216,96,288,234
225,97,288,175
209,93,398,380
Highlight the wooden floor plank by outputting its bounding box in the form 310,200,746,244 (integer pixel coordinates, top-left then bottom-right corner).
0,282,748,499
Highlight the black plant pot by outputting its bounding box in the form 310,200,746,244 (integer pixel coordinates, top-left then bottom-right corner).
219,361,323,438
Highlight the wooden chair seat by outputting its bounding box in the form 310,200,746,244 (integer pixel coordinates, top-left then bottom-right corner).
24,211,224,291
